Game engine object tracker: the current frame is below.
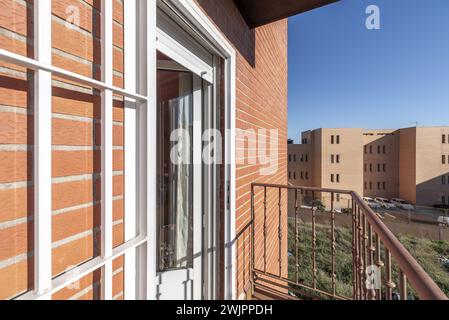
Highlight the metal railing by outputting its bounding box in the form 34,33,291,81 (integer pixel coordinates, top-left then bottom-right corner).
250,183,448,300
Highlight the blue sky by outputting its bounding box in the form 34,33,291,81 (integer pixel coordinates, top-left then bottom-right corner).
288,0,449,142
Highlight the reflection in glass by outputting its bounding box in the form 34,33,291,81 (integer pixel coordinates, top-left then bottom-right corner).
157,69,194,271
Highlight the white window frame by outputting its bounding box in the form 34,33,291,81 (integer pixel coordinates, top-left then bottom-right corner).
0,0,236,300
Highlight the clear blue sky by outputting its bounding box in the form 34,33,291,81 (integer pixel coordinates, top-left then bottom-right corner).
288,0,449,142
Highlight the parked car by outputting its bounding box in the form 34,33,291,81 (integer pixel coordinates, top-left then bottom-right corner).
437,216,449,226
363,197,381,210
391,198,415,211
374,197,396,210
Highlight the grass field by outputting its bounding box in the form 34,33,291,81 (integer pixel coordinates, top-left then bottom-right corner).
287,219,449,299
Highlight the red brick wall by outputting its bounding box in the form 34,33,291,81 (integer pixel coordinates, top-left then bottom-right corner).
0,0,124,300
196,0,288,299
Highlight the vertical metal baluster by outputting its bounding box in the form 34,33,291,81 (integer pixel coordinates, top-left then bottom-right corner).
362,214,369,299
295,189,300,283
250,185,255,292
331,193,336,297
312,191,317,289
385,249,395,300
278,188,283,277
399,270,408,300
368,225,376,299
357,208,364,299
263,186,267,273
352,200,358,299
375,234,384,299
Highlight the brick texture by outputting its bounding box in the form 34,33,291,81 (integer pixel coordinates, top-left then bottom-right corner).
196,0,288,299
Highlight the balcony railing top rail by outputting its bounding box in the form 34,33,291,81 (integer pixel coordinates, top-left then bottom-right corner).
250,183,448,300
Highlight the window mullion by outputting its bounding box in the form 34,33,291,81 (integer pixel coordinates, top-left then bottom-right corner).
33,0,52,299
101,0,114,300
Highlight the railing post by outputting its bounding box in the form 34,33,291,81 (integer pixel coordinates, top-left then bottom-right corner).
368,225,376,299
375,234,384,299
352,199,358,299
312,191,317,289
358,208,365,300
399,270,408,300
362,214,369,299
263,186,267,273
295,189,300,283
250,184,255,296
331,192,337,297
278,188,283,278
385,249,396,300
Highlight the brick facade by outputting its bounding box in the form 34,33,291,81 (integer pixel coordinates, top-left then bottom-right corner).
196,0,288,299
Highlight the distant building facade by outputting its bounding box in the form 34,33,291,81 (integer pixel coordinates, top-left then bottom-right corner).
288,127,449,207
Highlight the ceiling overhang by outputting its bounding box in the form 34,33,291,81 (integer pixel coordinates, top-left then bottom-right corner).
234,0,339,28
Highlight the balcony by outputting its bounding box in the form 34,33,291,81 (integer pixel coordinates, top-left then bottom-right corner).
247,183,448,300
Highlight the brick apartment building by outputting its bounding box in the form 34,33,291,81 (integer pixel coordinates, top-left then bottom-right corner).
0,0,344,300
288,127,449,208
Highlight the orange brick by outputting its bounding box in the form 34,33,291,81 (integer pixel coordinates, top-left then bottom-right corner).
0,187,33,223
0,258,32,300
0,151,31,183
52,179,95,210
52,234,95,276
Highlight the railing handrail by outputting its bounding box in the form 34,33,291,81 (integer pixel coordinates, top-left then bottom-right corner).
251,183,448,300
350,191,447,300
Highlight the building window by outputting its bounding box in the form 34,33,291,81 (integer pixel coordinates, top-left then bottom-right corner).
383,164,386,172
369,182,373,190
369,164,373,172
443,134,446,144
364,146,367,154
336,194,341,202
364,164,367,172
331,135,335,144
331,174,334,182
336,174,340,183
300,154,304,162
305,172,309,180
377,163,381,172
377,182,381,190
364,181,367,190
305,154,309,162
336,135,340,144
336,155,340,163
377,145,381,154
331,154,335,163
443,155,446,164
369,146,373,154
383,145,386,154
383,182,386,190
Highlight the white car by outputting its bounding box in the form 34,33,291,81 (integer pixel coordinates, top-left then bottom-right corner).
391,198,415,211
437,216,449,226
363,197,381,210
374,197,396,210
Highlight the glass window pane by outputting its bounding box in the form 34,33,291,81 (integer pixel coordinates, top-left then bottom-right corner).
0,61,34,299
157,67,194,271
